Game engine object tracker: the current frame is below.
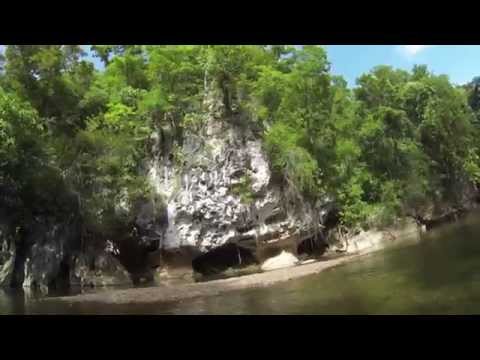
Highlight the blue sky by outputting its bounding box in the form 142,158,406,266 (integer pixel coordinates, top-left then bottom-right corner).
0,44,104,68
2,45,480,88
325,45,480,87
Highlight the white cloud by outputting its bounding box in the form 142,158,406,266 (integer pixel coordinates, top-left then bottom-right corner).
398,45,432,57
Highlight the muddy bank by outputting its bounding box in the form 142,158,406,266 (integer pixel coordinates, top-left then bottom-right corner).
42,228,421,307
42,255,356,306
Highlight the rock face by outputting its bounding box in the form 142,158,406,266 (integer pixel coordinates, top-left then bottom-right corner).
147,115,327,268
0,83,334,290
0,252,14,287
133,196,168,252
0,198,17,288
260,251,299,271
0,186,133,292
0,223,15,287
327,219,423,255
6,217,132,292
70,250,131,288
20,220,80,291
345,230,385,253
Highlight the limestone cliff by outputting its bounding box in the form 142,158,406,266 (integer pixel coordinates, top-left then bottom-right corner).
138,104,333,280
0,84,332,292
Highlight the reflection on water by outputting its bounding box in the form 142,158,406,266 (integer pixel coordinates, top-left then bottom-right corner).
3,214,480,314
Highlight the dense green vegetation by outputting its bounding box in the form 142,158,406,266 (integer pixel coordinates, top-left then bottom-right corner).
1,45,480,242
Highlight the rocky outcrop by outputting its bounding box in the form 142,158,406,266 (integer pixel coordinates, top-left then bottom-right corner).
0,191,18,287
260,251,299,271
0,184,133,292
0,223,15,287
19,219,80,291
327,218,423,255
0,81,334,290
146,114,329,272
0,251,14,287
133,81,338,277
70,250,131,288
411,207,473,231
406,181,480,231
132,195,168,253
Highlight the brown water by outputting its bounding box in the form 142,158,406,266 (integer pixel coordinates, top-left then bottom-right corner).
2,216,480,314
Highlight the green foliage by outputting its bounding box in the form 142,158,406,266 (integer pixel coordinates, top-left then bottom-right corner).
256,53,480,227
2,44,480,242
355,65,409,109
54,126,150,236
0,88,44,183
231,175,254,205
182,112,205,132
463,149,480,183
171,143,186,167
264,122,319,195
250,66,287,123
3,45,94,134
335,168,374,227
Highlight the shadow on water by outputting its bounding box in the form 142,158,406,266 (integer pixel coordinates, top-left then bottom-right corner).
3,213,480,314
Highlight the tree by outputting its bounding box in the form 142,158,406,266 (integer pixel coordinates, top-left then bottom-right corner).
0,87,43,186
90,45,143,67
145,45,203,140
3,43,480,248
3,45,94,134
419,82,478,201
466,76,480,127
201,45,272,115
355,65,409,110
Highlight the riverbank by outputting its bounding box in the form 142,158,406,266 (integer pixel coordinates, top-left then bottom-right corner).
43,228,421,306
43,255,359,306
7,214,479,315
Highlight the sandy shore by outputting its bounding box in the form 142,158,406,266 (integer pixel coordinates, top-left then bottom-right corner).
44,249,380,306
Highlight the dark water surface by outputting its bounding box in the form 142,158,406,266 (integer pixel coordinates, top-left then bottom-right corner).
3,216,480,314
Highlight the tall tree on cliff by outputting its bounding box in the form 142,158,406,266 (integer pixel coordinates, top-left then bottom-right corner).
3,45,95,135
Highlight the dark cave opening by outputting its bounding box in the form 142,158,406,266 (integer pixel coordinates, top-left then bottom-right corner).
44,258,71,292
297,236,328,257
192,243,257,276
324,207,341,231
116,237,151,284
10,230,27,288
56,259,71,289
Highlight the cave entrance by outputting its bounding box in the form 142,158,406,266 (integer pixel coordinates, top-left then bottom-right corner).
117,237,149,276
297,235,328,257
49,258,71,292
324,207,341,231
192,243,256,277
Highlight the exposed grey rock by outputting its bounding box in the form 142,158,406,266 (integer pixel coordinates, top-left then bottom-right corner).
70,251,132,288
23,242,63,292
260,251,299,271
19,219,80,291
326,218,423,255
147,116,327,258
0,253,14,287
134,197,167,251
0,220,15,287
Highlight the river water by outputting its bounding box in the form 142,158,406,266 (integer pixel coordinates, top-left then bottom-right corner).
2,215,480,315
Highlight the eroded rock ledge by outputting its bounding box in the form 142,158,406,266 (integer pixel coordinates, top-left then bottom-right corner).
45,220,424,307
